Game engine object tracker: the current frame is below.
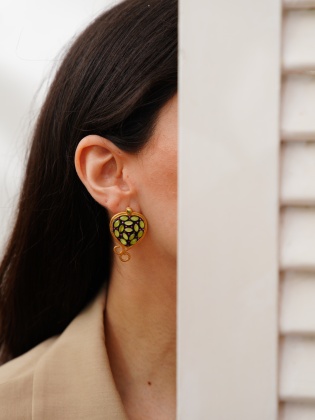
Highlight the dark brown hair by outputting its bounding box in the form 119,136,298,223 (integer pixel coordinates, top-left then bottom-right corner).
0,0,177,363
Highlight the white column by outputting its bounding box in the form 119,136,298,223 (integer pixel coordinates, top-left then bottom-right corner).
177,0,281,418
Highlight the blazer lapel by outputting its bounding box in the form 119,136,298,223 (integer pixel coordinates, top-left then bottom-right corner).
32,284,128,420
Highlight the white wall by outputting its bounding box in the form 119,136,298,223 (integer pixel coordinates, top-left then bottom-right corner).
0,0,116,249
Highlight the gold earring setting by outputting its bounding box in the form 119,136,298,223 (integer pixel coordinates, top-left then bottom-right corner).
109,207,148,262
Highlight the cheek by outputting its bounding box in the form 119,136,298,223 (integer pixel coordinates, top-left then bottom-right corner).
143,140,177,208
137,142,177,254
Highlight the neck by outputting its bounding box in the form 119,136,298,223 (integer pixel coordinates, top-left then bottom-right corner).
104,244,176,418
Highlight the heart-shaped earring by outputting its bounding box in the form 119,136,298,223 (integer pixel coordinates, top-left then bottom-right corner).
109,207,148,262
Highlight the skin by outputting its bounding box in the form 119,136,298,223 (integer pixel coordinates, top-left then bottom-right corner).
74,93,178,420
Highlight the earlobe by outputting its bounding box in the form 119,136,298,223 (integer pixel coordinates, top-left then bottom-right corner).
74,134,131,213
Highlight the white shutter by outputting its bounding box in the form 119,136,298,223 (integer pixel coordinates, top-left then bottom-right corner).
284,0,315,10
280,142,315,205
279,3,315,419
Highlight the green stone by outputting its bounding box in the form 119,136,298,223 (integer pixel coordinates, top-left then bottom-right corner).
125,221,133,226
138,231,143,238
123,233,128,240
131,216,139,221
120,238,127,245
120,216,128,221
130,238,138,245
119,225,124,233
125,228,133,233
114,230,119,237
139,220,145,229
129,233,135,240
134,224,139,232
114,220,120,228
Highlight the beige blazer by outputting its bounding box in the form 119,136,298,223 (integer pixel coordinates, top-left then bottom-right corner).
0,284,128,419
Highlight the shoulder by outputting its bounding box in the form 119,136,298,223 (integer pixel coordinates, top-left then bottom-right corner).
0,336,56,384
0,336,57,419
0,285,127,420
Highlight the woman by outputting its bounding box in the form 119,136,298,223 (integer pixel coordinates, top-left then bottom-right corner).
0,0,177,418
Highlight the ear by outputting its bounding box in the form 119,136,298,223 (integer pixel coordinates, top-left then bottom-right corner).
74,135,136,214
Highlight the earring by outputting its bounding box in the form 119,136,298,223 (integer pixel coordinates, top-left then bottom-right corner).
109,207,148,262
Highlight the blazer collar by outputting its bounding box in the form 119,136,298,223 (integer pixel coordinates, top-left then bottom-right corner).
32,284,128,419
